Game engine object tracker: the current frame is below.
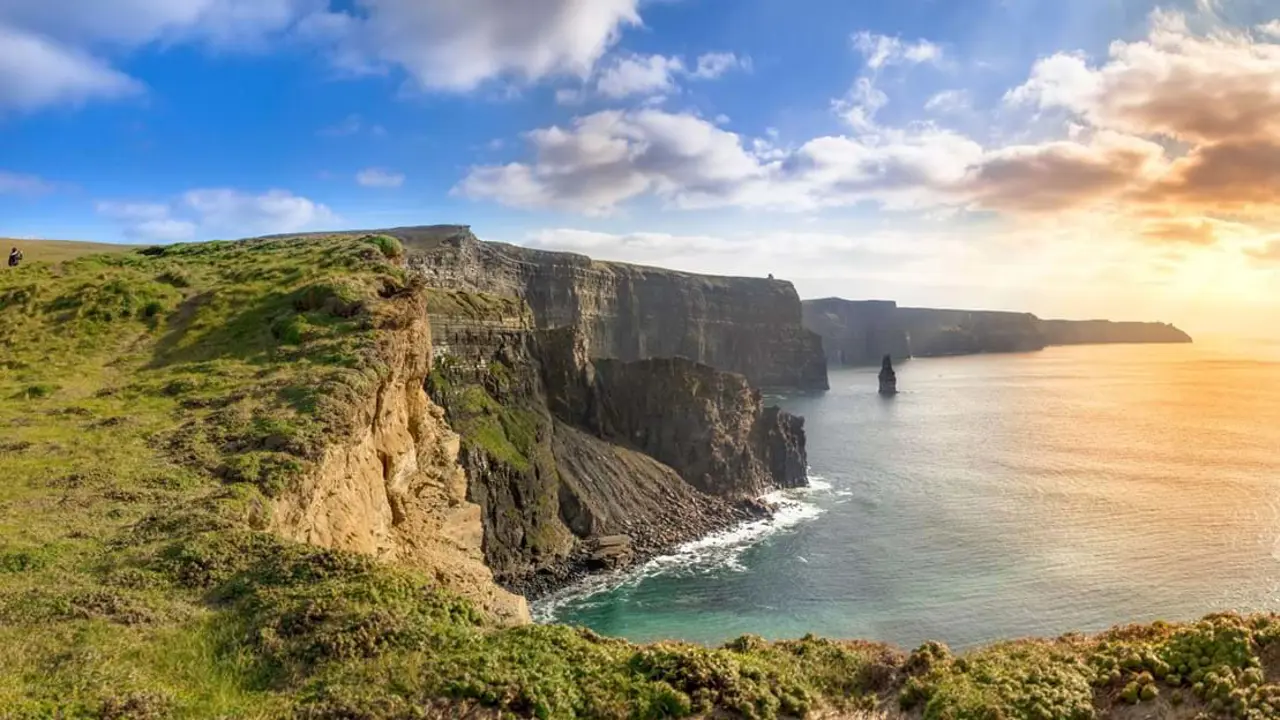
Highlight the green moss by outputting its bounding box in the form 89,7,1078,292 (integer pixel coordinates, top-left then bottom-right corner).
358,234,404,260
423,287,526,321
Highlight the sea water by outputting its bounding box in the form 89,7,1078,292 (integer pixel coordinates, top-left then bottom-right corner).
537,339,1280,650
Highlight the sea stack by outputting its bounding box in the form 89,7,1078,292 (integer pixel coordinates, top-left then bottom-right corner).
878,354,898,396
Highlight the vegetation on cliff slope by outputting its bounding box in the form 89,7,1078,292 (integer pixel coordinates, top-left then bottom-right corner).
0,235,1276,720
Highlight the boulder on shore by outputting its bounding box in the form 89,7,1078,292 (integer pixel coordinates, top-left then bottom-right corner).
585,535,634,570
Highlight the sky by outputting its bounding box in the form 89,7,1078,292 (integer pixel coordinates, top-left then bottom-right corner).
2,0,1279,337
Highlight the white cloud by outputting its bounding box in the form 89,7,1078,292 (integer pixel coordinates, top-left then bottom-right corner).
924,89,971,114
97,189,335,242
595,54,684,99
555,88,585,105
0,0,312,48
0,0,315,111
833,77,888,131
0,170,55,195
691,52,749,79
852,31,943,70
1004,11,1280,143
521,227,945,283
456,108,987,215
96,201,197,242
317,0,642,92
958,130,1170,213
183,189,336,235
0,24,143,111
1257,20,1280,38
588,50,748,100
356,167,406,188
456,109,785,215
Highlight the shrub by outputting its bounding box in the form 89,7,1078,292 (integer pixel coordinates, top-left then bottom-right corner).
360,234,404,260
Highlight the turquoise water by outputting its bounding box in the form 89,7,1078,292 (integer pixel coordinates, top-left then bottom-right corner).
538,340,1280,650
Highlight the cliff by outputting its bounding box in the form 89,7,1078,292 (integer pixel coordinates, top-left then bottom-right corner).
421,287,804,596
583,357,807,498
804,298,1192,365
897,307,1047,357
802,298,912,365
5,235,1278,720
271,283,529,624
396,225,829,391
1040,318,1193,345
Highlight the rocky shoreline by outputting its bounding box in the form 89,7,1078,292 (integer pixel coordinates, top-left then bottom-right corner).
513,495,777,601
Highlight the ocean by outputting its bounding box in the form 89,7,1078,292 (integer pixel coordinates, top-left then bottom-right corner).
535,339,1280,651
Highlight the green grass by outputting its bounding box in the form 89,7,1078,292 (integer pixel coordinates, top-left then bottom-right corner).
2,238,140,265
1,233,1277,719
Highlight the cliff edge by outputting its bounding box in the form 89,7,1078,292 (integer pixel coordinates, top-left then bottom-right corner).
395,225,829,391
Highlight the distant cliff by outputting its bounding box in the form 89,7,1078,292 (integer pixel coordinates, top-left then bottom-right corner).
804,298,1192,365
802,299,911,366
1039,319,1193,345
897,307,1047,357
397,225,828,391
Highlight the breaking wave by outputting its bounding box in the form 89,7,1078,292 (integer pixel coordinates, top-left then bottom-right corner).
531,474,838,623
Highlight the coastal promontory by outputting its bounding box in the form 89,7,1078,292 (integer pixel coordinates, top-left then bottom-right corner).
803,297,1193,366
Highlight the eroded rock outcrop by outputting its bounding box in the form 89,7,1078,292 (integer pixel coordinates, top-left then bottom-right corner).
879,355,898,396
420,287,804,597
398,225,829,391
580,357,807,498
270,288,530,625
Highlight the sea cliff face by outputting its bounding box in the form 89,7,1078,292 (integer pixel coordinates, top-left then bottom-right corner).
578,357,807,498
399,225,829,391
898,307,1047,357
420,286,807,597
804,298,1193,365
802,298,912,365
1040,318,1194,345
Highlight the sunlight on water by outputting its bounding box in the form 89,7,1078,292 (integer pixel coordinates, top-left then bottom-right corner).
540,341,1280,649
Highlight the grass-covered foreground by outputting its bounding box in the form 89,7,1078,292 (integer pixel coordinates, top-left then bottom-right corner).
1,236,1277,719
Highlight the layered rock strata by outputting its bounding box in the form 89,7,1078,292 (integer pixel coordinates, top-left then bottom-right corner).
397,225,829,391
420,287,806,598
270,287,530,625
803,299,911,366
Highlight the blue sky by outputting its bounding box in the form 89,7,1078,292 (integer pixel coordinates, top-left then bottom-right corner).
3,0,1280,335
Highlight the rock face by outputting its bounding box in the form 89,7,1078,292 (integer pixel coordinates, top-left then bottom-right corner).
398,225,829,391
897,308,1047,357
803,299,911,366
419,285,808,597
576,357,808,498
878,355,898,396
270,288,530,625
804,298,1193,365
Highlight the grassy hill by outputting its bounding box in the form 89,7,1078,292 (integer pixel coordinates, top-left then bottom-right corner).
0,235,1277,719
2,238,139,265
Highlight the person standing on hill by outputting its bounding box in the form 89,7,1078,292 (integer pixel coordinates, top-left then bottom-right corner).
7,247,22,268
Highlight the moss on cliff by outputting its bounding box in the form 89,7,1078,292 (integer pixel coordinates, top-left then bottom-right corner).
0,235,1274,720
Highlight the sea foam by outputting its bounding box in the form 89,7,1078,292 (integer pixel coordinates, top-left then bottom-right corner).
532,473,836,622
